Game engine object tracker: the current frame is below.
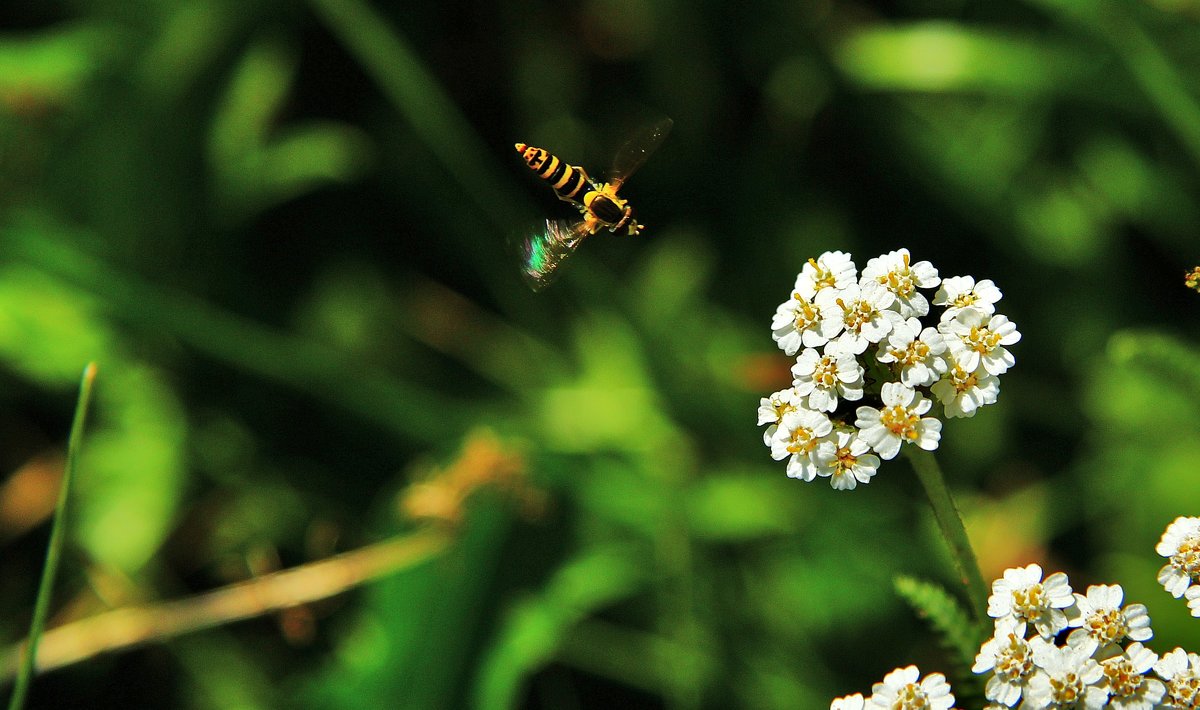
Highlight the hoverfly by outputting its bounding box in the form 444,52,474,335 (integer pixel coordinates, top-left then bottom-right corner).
514,117,672,290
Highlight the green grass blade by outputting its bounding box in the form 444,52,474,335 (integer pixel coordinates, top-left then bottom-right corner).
7,362,97,710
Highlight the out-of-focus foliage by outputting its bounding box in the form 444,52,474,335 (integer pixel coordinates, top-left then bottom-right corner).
0,0,1197,707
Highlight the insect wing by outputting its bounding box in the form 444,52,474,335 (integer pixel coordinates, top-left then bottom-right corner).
516,219,591,291
608,117,673,190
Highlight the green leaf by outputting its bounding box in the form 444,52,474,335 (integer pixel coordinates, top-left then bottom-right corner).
835,23,1088,95
0,265,187,574
684,473,799,541
893,575,986,697
473,545,647,710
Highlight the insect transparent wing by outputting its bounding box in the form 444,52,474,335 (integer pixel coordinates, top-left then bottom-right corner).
515,219,592,291
608,117,673,190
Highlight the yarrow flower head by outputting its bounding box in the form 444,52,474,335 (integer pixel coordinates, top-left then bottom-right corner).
820,279,901,356
939,309,1021,377
820,426,880,491
1066,584,1152,652
934,275,1002,322
769,408,834,482
840,560,1197,710
862,248,940,318
967,561,1184,710
877,317,947,388
973,617,1038,706
758,249,1017,488
1154,647,1200,708
1157,516,1200,598
757,387,801,444
988,564,1076,639
1024,639,1108,709
797,250,858,299
792,342,864,413
867,665,955,710
1099,642,1166,709
855,383,941,461
1186,266,1200,293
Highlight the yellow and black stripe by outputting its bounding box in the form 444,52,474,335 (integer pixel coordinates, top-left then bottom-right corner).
514,143,592,203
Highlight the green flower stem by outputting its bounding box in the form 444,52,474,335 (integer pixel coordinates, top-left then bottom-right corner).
903,447,989,624
8,363,97,710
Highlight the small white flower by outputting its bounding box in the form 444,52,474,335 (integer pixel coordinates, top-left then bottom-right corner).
757,387,802,427
769,408,835,482
771,292,841,356
792,342,865,412
1025,640,1108,709
1156,516,1200,598
1066,584,1152,651
877,317,948,388
1184,585,1200,617
795,250,858,301
830,693,865,710
987,564,1076,639
817,427,880,490
940,309,1021,376
1099,642,1165,710
972,617,1037,707
854,383,942,460
758,387,802,446
817,279,902,356
1153,647,1200,708
862,248,940,318
867,665,955,710
929,359,1000,419
933,275,1003,322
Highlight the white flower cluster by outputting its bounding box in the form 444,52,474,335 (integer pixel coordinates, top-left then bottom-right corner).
974,564,1168,708
1156,516,1200,617
829,665,956,710
759,249,1020,489
831,562,1200,709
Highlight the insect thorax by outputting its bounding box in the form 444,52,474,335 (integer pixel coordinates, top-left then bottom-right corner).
584,190,629,226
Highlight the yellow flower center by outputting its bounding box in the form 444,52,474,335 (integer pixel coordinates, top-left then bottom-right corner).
770,396,796,421
813,355,840,388
876,253,916,300
889,683,930,710
947,363,978,394
834,443,857,475
837,297,876,334
1049,673,1083,704
1171,535,1200,581
786,426,818,456
951,292,978,309
880,404,920,441
790,294,821,330
1167,674,1200,707
1086,607,1129,646
965,325,1002,355
808,257,838,292
995,633,1034,680
888,339,930,368
1103,656,1146,698
1011,584,1047,623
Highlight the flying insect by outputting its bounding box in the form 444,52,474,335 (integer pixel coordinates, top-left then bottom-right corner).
514,117,672,290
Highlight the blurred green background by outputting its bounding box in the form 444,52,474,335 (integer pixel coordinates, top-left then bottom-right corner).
1,0,1199,707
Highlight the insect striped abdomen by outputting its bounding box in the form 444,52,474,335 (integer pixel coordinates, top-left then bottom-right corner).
515,143,590,202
